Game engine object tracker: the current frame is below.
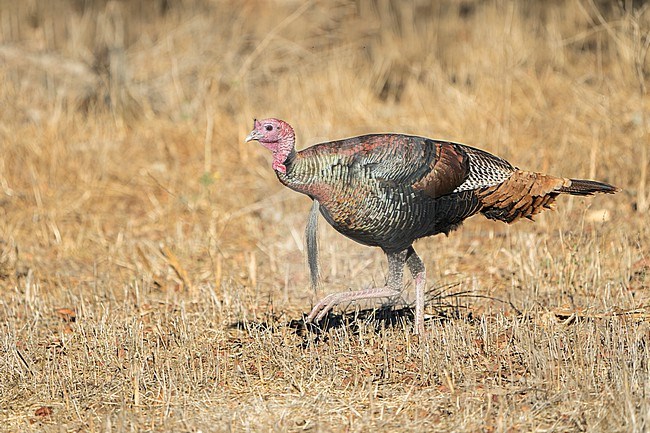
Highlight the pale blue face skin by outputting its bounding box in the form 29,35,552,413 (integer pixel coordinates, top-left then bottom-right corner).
245,118,295,174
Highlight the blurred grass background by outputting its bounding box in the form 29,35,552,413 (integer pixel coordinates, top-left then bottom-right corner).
0,0,648,431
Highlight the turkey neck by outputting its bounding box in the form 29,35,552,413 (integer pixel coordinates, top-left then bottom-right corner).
275,148,307,192
274,148,328,201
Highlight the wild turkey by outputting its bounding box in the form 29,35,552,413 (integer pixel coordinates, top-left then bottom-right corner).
245,118,618,334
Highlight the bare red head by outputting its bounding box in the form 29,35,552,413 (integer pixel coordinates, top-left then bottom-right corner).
245,118,295,174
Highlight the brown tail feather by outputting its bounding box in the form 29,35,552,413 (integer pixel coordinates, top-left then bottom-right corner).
477,170,618,224
558,179,619,196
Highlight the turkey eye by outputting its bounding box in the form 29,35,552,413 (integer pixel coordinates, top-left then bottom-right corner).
265,125,273,131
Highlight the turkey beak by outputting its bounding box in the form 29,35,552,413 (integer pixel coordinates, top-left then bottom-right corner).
245,130,263,143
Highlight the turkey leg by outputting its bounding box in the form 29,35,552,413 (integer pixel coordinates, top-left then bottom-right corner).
307,249,424,331
405,247,426,335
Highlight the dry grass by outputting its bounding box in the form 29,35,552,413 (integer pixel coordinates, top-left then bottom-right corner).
0,0,649,431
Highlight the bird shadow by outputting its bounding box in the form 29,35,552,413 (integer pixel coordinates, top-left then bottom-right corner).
228,282,512,346
229,304,460,347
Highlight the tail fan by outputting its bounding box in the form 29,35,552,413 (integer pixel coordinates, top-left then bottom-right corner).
477,170,619,224
559,179,619,196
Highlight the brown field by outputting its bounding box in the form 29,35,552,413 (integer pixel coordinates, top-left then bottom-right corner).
0,0,649,431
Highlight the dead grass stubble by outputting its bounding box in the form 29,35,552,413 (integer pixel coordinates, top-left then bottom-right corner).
0,0,649,432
